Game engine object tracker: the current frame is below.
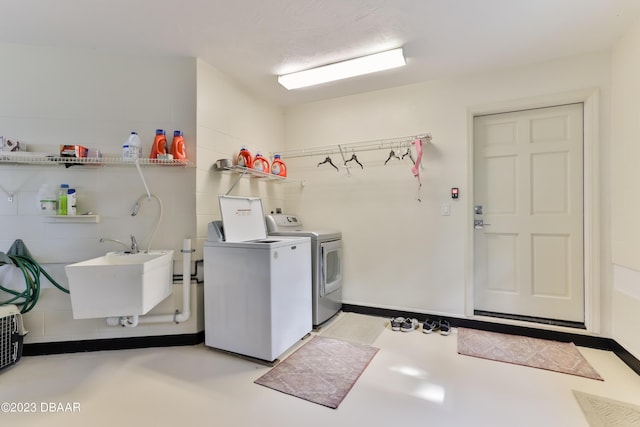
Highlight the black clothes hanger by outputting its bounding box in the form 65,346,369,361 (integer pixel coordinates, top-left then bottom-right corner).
345,153,364,169
402,147,415,165
318,156,339,172
384,149,401,165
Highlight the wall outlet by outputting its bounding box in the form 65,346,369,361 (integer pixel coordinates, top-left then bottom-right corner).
441,204,450,216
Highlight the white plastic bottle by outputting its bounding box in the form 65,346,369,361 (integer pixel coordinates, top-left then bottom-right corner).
67,188,77,215
123,132,142,161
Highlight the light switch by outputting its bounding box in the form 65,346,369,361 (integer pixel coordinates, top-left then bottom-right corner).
442,204,450,216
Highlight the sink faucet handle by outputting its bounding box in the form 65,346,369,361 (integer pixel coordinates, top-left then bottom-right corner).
130,235,138,253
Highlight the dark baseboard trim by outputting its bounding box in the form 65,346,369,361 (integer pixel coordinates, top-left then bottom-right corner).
342,303,640,376
23,332,205,356
610,339,640,377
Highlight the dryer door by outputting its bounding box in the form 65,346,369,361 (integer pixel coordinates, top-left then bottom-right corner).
320,239,343,296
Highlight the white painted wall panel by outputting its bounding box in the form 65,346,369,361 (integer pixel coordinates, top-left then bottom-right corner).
283,51,612,322
612,19,640,271
0,43,199,342
611,16,640,359
195,59,285,254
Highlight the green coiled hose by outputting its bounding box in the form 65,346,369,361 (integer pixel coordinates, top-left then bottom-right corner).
0,240,69,314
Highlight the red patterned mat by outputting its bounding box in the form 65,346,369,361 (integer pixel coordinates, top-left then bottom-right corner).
457,328,603,380
255,336,379,409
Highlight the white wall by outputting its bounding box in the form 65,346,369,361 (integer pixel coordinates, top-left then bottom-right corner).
611,17,640,358
0,39,628,351
0,43,200,343
0,45,288,345
283,51,613,331
195,59,286,254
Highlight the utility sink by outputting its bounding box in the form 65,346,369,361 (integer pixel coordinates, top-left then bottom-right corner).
65,250,174,319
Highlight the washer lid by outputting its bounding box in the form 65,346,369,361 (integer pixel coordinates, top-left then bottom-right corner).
218,195,267,242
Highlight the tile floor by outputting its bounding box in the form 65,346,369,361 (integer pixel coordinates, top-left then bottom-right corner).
2,315,639,427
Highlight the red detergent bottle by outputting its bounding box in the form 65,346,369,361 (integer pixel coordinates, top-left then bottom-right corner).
149,129,167,159
271,154,287,177
252,153,270,173
236,146,253,168
170,130,186,162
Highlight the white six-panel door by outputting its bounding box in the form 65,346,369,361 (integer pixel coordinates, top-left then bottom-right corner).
473,103,584,323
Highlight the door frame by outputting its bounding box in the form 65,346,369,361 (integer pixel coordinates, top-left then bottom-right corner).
465,89,601,333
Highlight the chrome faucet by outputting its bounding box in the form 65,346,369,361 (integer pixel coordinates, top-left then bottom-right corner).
130,235,139,254
99,238,129,250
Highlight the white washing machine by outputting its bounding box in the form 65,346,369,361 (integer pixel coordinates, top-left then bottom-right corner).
204,196,311,362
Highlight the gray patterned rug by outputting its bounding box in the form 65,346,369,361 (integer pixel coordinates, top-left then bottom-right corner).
457,328,603,380
254,335,379,409
574,390,640,426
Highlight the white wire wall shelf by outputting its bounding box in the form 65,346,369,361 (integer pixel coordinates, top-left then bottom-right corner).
212,164,302,195
0,153,192,167
213,164,288,181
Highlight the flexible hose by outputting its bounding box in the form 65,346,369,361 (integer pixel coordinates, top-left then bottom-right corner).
0,254,69,314
132,193,163,252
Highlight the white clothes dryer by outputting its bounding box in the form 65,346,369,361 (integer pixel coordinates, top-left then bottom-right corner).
265,213,343,327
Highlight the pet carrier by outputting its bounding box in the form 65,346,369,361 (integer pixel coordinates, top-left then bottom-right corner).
0,304,27,371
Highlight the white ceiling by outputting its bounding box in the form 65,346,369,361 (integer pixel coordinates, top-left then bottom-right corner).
1,1,640,106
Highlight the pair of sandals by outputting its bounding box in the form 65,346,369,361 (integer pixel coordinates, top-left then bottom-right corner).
390,316,451,335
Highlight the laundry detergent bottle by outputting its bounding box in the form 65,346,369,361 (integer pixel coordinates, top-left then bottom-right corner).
236,146,253,168
252,153,270,173
150,129,167,159
271,154,287,177
170,130,186,162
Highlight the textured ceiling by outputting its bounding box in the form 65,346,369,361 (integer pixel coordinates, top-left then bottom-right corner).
1,0,640,106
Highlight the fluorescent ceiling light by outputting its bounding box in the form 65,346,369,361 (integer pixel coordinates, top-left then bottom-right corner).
278,47,406,90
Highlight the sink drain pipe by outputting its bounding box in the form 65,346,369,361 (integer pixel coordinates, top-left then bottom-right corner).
106,238,193,327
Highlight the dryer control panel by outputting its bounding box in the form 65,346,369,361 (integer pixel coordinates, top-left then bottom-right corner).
265,214,304,232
